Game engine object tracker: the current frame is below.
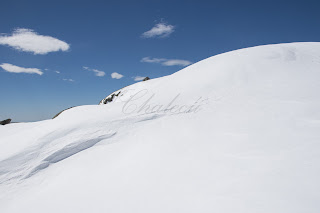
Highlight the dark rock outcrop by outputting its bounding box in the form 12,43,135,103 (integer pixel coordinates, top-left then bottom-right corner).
99,77,151,105
102,91,121,104
0,119,11,125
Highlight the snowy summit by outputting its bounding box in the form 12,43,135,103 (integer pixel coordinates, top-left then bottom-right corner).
1,42,320,213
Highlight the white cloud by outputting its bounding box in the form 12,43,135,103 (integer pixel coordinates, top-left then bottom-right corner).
83,66,105,77
92,69,105,77
141,57,192,67
55,71,60,74
0,63,43,75
111,72,124,79
63,78,74,82
141,57,166,63
0,28,70,55
162,59,192,66
141,23,174,38
133,76,146,81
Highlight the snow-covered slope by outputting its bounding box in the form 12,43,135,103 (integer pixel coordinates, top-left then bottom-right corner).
1,42,320,213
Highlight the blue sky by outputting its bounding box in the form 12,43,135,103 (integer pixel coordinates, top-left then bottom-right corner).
1,0,319,122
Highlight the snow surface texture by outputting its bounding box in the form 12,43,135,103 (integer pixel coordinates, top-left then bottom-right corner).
1,42,320,213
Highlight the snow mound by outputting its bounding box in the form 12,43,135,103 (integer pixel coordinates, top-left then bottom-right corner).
1,42,320,213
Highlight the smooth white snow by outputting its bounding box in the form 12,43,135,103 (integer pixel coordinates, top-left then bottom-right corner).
1,42,320,213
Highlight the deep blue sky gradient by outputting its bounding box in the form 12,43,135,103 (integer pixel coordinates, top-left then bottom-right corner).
1,0,320,121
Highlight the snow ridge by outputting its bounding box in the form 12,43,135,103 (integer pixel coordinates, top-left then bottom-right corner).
0,130,116,184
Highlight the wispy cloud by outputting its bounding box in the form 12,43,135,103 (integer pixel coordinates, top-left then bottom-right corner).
92,69,105,77
111,72,124,79
141,57,166,63
0,63,43,75
0,28,70,55
141,22,174,38
133,76,146,81
162,59,192,66
55,71,60,74
141,57,192,67
63,78,74,82
83,66,105,77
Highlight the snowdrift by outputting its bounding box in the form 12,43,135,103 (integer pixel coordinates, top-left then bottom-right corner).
1,42,320,213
